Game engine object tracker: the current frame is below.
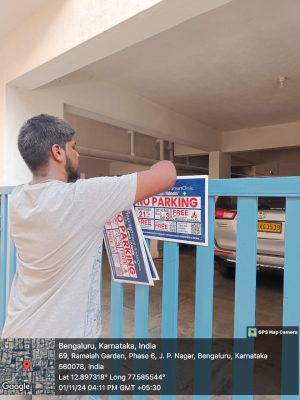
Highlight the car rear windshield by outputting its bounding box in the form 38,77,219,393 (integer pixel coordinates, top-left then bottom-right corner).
216,196,285,211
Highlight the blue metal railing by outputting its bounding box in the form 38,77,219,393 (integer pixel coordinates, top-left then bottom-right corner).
0,186,15,331
1,178,300,399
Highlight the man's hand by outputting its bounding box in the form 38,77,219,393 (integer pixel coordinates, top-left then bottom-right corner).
135,160,177,204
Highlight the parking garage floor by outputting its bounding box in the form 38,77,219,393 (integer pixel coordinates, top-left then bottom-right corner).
100,246,283,399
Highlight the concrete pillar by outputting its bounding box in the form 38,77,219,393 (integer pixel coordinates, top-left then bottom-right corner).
149,140,165,259
209,151,231,179
150,239,160,259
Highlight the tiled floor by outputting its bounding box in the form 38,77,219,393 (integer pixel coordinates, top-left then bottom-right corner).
100,246,283,399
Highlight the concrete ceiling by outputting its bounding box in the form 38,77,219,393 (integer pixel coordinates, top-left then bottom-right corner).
0,0,49,38
81,0,300,131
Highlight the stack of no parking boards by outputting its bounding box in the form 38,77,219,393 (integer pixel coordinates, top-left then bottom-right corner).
104,207,159,285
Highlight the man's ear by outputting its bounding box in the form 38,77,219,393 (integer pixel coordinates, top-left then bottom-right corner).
51,144,64,163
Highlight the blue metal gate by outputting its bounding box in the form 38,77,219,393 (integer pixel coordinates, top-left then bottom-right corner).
1,178,300,399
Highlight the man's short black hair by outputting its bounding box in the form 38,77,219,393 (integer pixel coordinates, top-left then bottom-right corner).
18,114,75,173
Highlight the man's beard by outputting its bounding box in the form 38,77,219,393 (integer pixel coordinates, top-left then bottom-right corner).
65,155,80,183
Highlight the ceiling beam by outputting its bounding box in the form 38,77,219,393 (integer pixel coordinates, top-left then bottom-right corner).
222,121,300,153
58,77,221,152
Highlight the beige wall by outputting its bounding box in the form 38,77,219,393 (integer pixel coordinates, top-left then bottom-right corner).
5,82,213,184
278,162,300,176
0,0,160,184
3,86,63,184
1,0,231,184
209,151,231,178
174,144,207,157
65,112,160,160
222,121,300,152
2,0,300,182
253,148,300,176
78,157,110,178
0,0,161,183
109,162,147,176
1,0,163,87
65,113,131,155
230,147,300,177
79,159,148,179
64,113,158,177
47,78,220,152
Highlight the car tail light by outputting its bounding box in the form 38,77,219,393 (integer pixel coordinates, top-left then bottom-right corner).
214,248,234,255
215,208,237,220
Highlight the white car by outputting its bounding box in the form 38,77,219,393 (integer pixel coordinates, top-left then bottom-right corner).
214,196,285,273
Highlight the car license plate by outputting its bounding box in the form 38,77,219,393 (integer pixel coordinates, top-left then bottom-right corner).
257,221,282,233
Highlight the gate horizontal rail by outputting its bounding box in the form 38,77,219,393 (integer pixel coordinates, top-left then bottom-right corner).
0,178,299,400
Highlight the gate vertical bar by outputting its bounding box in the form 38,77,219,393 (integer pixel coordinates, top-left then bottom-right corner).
109,280,124,400
233,196,257,399
134,281,150,337
193,195,215,399
133,240,150,400
161,241,179,338
110,281,124,337
134,239,150,338
0,194,8,331
133,283,149,400
161,241,179,400
282,197,300,399
234,196,258,333
194,196,215,337
99,251,103,336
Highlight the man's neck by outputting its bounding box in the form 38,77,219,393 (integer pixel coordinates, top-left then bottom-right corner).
30,177,56,184
31,170,67,184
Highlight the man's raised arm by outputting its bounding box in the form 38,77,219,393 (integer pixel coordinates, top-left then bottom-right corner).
135,160,177,204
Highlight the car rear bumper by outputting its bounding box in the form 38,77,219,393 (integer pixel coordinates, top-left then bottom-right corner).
214,247,284,270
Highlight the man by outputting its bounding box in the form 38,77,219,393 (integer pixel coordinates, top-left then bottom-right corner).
1,114,176,399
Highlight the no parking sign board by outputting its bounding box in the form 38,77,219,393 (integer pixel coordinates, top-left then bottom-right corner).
104,209,158,285
135,175,208,246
